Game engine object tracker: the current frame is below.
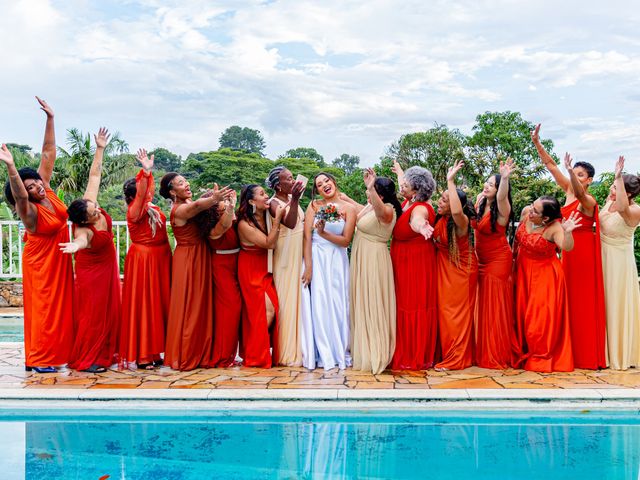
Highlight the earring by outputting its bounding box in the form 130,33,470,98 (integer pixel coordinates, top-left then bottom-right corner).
251,203,256,213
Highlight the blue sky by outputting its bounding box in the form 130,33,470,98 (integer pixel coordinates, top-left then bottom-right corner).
1,0,639,176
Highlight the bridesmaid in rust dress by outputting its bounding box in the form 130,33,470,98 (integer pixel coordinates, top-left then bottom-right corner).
160,174,232,371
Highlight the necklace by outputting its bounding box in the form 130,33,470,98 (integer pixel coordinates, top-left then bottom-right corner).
530,222,545,230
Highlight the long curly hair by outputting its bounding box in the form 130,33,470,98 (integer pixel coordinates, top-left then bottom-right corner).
436,188,477,267
193,203,222,239
477,173,515,242
237,184,266,233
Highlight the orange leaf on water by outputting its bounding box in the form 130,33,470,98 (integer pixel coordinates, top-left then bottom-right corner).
99,476,110,480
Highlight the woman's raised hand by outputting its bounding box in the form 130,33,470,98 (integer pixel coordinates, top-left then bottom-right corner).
614,155,625,179
563,152,573,172
391,159,404,177
530,123,541,144
136,148,155,172
447,160,464,182
291,180,305,201
499,157,516,178
0,144,15,166
209,183,233,203
561,211,582,233
228,190,238,209
94,127,110,150
363,167,376,189
35,96,54,118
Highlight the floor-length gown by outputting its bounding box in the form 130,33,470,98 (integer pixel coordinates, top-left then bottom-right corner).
307,218,351,370
561,199,607,369
473,214,517,369
514,223,574,372
600,200,640,370
238,241,279,368
350,208,396,374
164,208,213,371
390,201,438,370
433,216,477,370
22,188,74,368
209,227,242,367
69,209,121,370
120,169,171,367
272,205,305,366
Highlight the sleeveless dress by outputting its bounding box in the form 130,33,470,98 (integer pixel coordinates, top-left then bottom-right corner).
433,216,478,370
307,218,351,370
22,188,74,367
164,207,214,371
271,204,305,366
514,222,573,372
390,201,438,370
473,213,517,369
350,208,396,374
600,200,640,370
69,209,121,370
209,226,242,367
120,169,171,367
238,233,279,368
560,198,607,369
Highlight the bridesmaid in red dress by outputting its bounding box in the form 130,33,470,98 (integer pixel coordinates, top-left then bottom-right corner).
532,125,606,369
61,128,121,373
160,173,232,371
237,184,287,368
514,196,581,372
1,97,73,373
473,158,517,369
120,149,171,369
433,161,478,371
388,162,438,370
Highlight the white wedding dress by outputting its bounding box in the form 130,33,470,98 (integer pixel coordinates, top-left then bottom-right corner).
300,218,351,370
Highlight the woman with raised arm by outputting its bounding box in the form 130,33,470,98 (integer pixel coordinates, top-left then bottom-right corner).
266,166,306,366
473,158,518,369
1,97,73,373
388,162,438,370
237,184,287,368
119,149,171,370
160,173,232,371
302,173,356,370
531,125,606,370
514,196,580,372
600,156,640,370
349,168,401,374
60,128,120,373
433,161,478,371
195,190,242,367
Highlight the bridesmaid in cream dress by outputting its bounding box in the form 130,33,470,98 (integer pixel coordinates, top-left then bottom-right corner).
600,156,640,370
342,169,402,374
267,166,306,366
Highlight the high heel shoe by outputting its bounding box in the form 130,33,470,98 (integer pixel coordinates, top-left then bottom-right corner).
25,366,57,373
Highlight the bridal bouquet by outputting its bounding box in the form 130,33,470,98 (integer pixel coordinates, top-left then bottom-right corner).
314,203,341,223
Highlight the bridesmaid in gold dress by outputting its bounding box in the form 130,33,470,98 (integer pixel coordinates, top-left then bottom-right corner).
600,156,640,370
343,168,402,374
266,166,306,366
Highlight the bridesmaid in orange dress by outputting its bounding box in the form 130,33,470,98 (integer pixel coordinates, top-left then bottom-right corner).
61,128,121,373
473,158,517,369
433,161,478,371
160,174,232,371
514,196,581,372
120,149,171,370
532,125,606,369
0,97,73,373
237,184,287,368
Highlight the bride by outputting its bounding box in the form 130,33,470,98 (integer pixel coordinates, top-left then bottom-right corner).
301,172,356,370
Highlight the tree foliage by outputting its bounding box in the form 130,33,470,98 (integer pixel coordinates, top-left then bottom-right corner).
149,147,182,172
219,126,266,156
280,147,325,167
332,153,360,175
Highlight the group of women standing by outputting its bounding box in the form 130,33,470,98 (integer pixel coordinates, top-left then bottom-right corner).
2,98,640,375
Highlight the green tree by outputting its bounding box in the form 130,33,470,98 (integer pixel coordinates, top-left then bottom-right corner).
332,153,360,175
219,126,266,156
281,147,325,167
149,147,182,172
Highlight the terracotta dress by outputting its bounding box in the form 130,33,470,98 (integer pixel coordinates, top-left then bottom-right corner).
514,223,573,372
350,208,396,375
390,201,438,370
433,216,478,371
164,208,214,371
473,214,517,369
69,209,121,370
22,188,74,367
238,239,279,368
120,170,171,367
209,226,242,368
600,201,640,370
561,198,607,369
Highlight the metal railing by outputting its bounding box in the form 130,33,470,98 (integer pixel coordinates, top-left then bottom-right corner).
0,220,175,279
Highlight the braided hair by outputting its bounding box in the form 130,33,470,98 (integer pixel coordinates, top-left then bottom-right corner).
266,165,286,192
436,188,477,267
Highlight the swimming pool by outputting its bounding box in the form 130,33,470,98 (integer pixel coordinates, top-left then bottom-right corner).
2,409,639,479
0,316,22,342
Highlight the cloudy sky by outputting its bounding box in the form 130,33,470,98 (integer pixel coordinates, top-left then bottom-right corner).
1,0,639,175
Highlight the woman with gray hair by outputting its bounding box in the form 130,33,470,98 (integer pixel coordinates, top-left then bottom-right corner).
389,161,439,370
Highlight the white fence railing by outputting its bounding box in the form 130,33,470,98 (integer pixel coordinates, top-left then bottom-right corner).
0,220,175,279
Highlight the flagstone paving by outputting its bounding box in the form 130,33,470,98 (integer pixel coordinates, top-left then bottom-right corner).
1,343,640,390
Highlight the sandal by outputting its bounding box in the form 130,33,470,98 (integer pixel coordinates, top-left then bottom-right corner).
81,364,107,374
153,359,164,367
25,366,57,374
137,363,155,370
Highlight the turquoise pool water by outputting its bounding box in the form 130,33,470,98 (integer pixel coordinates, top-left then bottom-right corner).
1,409,639,479
0,316,23,342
